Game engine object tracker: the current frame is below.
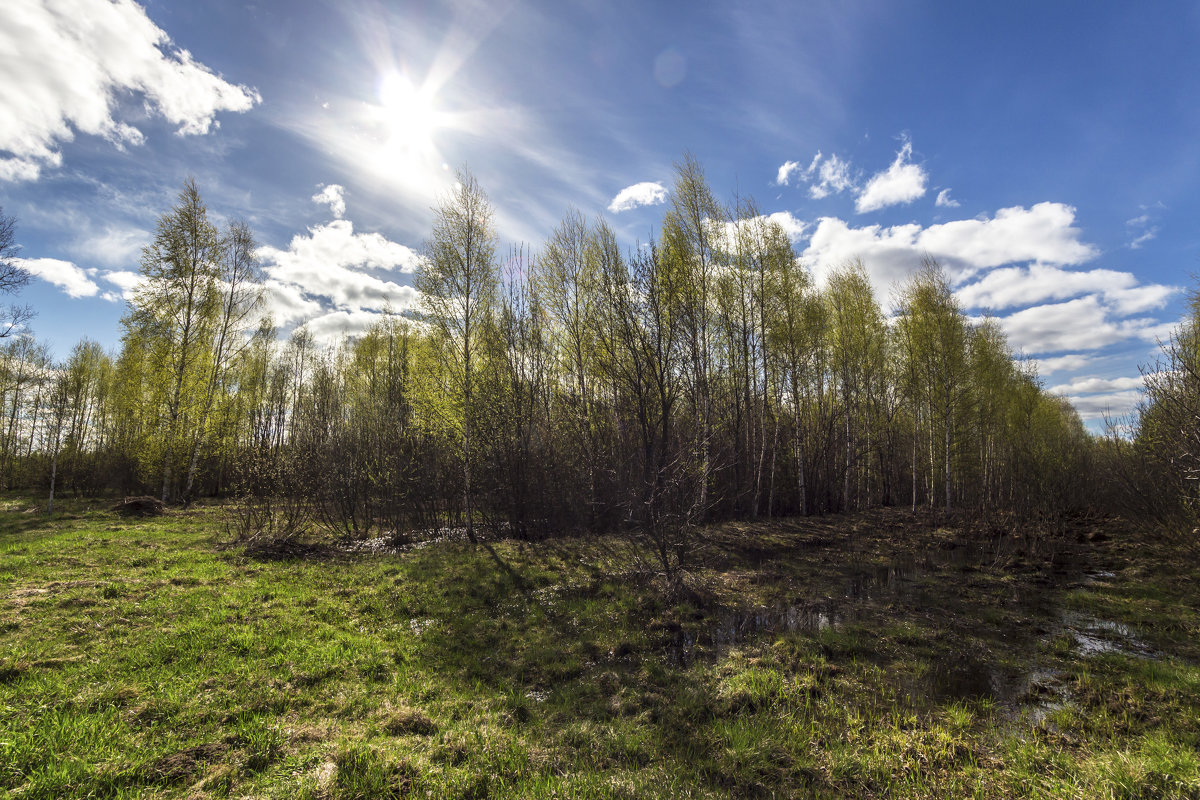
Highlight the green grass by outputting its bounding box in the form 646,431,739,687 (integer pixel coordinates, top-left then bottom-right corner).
1,498,1199,798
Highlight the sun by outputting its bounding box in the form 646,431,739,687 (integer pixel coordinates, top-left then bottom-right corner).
377,72,440,160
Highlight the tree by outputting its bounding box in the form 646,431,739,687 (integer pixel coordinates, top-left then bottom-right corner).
416,169,498,542
825,261,886,511
179,220,264,504
660,153,725,519
0,206,33,338
122,178,223,503
540,209,603,527
895,260,969,510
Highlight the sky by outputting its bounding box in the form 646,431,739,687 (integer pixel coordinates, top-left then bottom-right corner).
2,0,1199,428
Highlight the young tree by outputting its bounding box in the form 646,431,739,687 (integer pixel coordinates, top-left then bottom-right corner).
123,178,223,503
660,154,725,519
895,260,969,510
179,220,264,504
825,261,886,511
540,209,602,526
416,169,498,542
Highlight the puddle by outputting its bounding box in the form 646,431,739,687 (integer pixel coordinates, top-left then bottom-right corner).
659,534,1142,728
666,602,842,665
1060,612,1157,658
906,662,1066,714
665,541,1051,666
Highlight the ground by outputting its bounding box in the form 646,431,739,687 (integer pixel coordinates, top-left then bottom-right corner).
1,498,1198,798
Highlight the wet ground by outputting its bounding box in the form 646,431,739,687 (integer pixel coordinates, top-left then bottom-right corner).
648,512,1158,721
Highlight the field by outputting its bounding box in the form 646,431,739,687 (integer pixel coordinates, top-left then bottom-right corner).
2,499,1198,798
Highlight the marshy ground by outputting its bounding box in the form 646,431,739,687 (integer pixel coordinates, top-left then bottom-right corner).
1,499,1198,798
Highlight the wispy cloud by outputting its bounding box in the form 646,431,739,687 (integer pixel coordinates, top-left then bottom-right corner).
1031,354,1098,375
776,160,802,186
0,0,260,182
1048,375,1145,395
802,152,856,199
855,138,927,213
935,188,960,208
607,181,667,213
1125,209,1160,250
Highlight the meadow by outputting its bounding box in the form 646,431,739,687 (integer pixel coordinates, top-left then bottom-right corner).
2,499,1198,799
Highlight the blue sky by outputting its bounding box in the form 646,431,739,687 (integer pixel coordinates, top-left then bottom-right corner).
2,0,1199,426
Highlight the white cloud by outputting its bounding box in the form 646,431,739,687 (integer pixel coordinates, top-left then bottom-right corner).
312,184,346,218
1128,228,1158,249
302,309,390,343
1031,354,1097,374
257,219,423,326
717,211,808,253
1124,205,1163,250
776,160,802,186
18,257,99,298
802,152,855,199
68,224,149,268
607,181,668,213
763,211,807,242
996,296,1161,355
955,265,1176,314
0,0,260,181
1063,389,1144,421
100,269,144,300
1049,375,1145,395
855,139,927,213
935,188,960,208
803,202,1098,289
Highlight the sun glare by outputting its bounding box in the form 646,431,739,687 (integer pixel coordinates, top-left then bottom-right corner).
378,72,440,162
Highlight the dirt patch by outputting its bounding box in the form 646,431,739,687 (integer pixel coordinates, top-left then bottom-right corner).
382,706,437,736
149,742,229,783
113,496,165,517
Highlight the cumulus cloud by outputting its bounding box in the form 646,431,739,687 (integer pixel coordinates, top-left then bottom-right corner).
716,211,808,253
302,309,392,343
0,0,260,181
18,257,99,298
257,219,423,326
802,152,855,199
955,265,1177,314
803,202,1098,288
935,188,960,208
996,296,1161,355
855,139,927,213
312,184,346,218
607,181,668,213
763,211,808,241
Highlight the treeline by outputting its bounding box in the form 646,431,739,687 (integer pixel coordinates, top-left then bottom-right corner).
2,160,1096,562
1100,289,1200,535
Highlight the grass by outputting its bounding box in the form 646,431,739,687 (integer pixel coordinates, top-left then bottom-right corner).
1,497,1199,798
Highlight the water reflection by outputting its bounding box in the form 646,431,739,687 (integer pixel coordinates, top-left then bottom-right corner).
663,535,1144,721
